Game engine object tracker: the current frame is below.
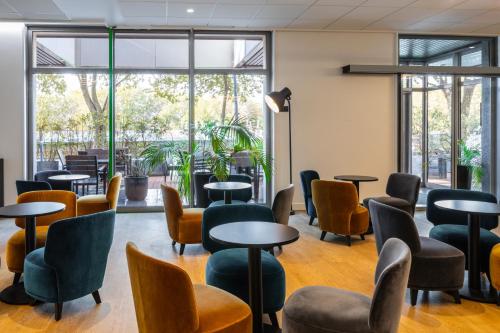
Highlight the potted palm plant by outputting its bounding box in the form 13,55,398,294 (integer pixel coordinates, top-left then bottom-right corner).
124,159,150,201
457,140,482,190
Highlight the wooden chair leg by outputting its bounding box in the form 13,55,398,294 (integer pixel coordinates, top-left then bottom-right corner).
55,302,63,321
320,231,327,241
410,289,418,306
268,312,279,328
92,290,102,304
309,217,314,225
13,273,21,285
179,244,185,255
360,234,365,240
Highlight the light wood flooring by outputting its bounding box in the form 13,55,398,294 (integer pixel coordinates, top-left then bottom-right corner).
0,211,498,332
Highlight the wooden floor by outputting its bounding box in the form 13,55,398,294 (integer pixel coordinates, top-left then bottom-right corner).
0,211,498,332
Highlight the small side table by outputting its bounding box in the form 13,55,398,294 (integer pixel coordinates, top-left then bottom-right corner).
0,202,65,304
204,181,252,204
49,174,90,195
334,175,378,199
210,222,299,333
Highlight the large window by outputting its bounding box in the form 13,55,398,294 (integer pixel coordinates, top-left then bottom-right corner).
28,28,271,210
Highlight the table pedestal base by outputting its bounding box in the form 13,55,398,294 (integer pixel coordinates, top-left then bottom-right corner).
263,324,281,333
460,274,497,303
0,283,34,305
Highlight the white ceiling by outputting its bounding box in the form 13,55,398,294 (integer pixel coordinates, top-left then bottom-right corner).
1,0,500,34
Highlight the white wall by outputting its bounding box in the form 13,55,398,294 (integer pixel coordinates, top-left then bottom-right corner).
0,23,26,205
273,31,397,209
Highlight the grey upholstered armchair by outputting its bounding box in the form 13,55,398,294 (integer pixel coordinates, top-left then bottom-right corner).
283,238,411,333
369,200,465,306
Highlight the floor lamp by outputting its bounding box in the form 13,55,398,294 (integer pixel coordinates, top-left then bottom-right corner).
265,87,295,215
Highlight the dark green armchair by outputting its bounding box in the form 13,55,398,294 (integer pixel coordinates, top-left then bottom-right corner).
24,210,116,320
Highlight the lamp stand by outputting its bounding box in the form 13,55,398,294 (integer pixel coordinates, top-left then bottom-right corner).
286,98,295,215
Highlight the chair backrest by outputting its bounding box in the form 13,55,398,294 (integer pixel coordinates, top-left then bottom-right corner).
86,148,108,160
202,204,275,253
208,174,252,202
385,173,421,213
65,155,98,177
369,200,421,255
126,242,199,333
35,170,72,191
426,189,498,230
16,180,51,195
44,210,115,302
369,238,412,333
161,184,183,241
299,170,319,201
16,190,77,228
272,184,294,225
106,173,122,209
311,180,358,235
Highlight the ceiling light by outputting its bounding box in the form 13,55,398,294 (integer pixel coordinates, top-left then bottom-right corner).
469,46,475,49
187,8,194,14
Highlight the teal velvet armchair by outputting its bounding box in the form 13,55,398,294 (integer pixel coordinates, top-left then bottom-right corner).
24,210,116,320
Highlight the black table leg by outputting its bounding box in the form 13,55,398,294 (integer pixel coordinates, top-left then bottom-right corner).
249,247,263,333
459,213,497,303
224,191,232,204
0,216,36,305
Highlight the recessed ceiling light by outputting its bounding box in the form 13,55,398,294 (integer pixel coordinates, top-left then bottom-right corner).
187,8,194,14
469,46,475,49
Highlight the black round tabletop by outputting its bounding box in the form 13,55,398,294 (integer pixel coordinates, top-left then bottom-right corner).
210,222,299,248
48,174,90,181
334,175,379,182
435,200,500,216
0,202,66,218
204,181,252,191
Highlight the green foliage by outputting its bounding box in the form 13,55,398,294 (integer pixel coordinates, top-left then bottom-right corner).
458,139,483,184
129,159,150,177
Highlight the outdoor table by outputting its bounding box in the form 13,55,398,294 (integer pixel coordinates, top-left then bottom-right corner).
204,181,252,204
0,202,65,305
334,175,378,199
435,199,500,303
210,222,299,333
49,174,90,195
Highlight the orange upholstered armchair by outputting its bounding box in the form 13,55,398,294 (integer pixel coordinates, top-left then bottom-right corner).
77,173,122,216
6,190,77,282
126,242,252,333
161,184,204,255
312,180,369,246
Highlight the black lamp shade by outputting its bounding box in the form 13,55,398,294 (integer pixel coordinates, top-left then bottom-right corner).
265,87,292,113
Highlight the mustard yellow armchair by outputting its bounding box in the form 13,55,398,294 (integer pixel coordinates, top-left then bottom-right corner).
161,184,204,255
77,173,122,216
126,242,252,333
312,180,369,246
491,243,500,305
6,190,77,281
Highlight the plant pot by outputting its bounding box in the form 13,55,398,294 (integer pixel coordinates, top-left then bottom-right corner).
194,171,213,208
125,176,149,201
456,165,472,190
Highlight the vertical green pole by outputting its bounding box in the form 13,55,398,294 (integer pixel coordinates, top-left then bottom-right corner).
108,27,114,180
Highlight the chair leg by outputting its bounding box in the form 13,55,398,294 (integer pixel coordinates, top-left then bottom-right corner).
13,273,21,285
55,302,63,321
269,247,275,256
320,231,327,241
268,312,279,328
346,235,351,246
360,234,365,240
172,240,176,246
179,244,185,255
309,217,314,225
496,291,499,306
410,289,418,306
92,290,102,304
278,245,283,251
450,290,461,304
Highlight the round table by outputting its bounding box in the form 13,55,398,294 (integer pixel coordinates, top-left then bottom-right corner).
435,200,500,303
204,181,252,204
49,174,90,195
334,175,378,199
0,202,65,305
210,222,299,333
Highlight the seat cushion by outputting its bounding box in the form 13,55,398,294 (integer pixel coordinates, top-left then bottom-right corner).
283,286,371,333
363,196,412,215
206,248,285,313
490,244,500,291
6,226,49,273
429,224,500,274
194,284,252,333
24,247,58,302
410,237,465,290
178,208,204,244
350,205,369,235
77,195,110,216
208,200,247,207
